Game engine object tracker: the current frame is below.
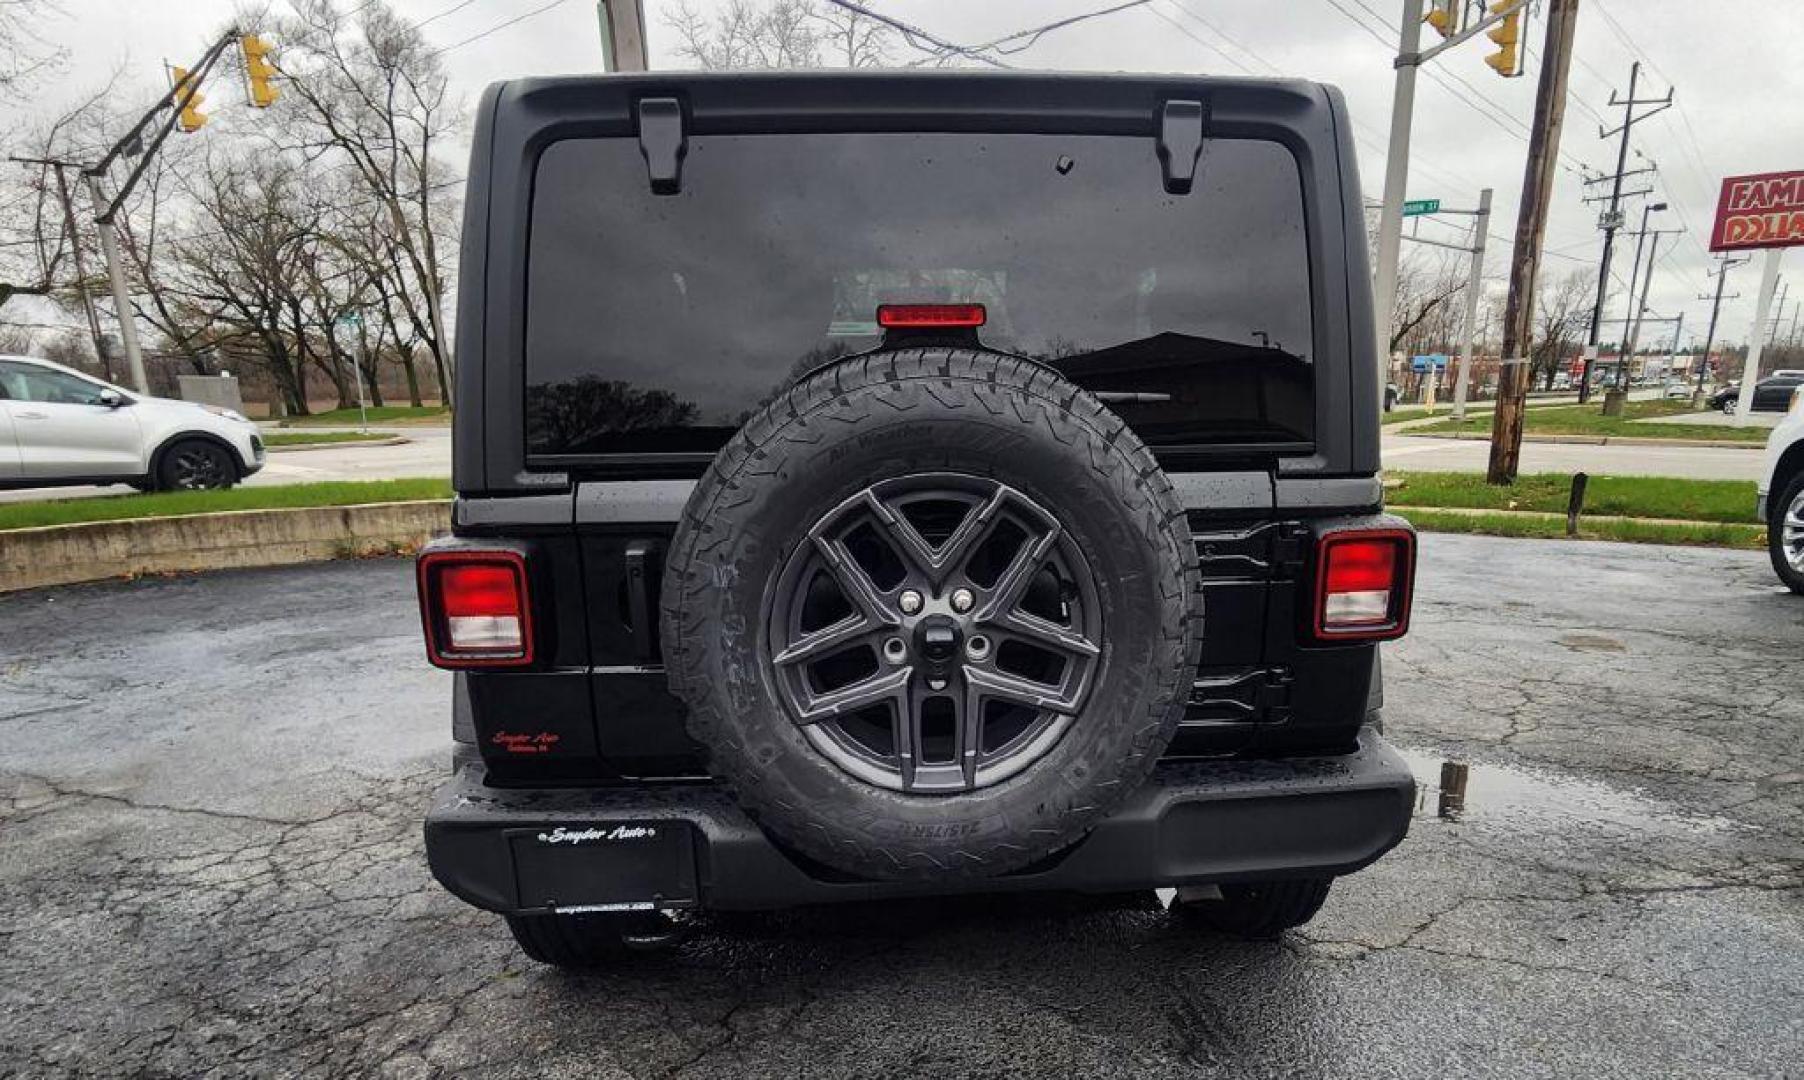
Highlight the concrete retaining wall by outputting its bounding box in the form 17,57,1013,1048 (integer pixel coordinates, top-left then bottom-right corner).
0,500,451,593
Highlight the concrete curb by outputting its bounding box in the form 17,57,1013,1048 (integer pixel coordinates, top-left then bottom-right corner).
266,435,410,453
1388,504,1763,530
1403,431,1764,450
0,500,451,593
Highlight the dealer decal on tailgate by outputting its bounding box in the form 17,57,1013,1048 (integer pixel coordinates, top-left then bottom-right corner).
536,825,659,845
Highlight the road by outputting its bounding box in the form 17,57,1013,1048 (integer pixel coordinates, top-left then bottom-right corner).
1380,432,1768,479
0,427,452,505
1,536,1799,1077
0,422,1769,510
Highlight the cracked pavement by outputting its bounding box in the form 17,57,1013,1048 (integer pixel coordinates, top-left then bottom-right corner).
1,535,1801,1077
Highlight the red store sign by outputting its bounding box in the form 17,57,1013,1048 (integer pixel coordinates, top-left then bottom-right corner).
1710,170,1804,251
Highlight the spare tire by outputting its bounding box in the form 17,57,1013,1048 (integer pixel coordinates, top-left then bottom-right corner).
660,350,1201,881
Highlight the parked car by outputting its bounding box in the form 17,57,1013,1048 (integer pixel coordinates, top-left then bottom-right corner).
1709,383,1741,411
0,355,263,492
1758,385,1804,593
1661,380,1694,400
417,72,1419,969
1736,374,1804,413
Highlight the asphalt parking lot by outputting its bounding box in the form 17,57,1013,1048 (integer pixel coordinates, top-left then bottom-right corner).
1,534,1800,1078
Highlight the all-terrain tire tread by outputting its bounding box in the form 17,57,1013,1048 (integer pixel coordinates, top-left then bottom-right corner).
659,350,1203,881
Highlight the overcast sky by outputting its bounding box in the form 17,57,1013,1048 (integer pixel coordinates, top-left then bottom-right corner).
10,0,1802,346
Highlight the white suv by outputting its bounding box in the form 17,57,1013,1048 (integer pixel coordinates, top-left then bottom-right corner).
0,355,264,492
1759,385,1804,594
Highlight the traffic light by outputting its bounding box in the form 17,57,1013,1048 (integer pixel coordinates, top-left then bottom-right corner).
1423,0,1457,38
172,67,207,132
241,34,279,108
1485,1,1523,77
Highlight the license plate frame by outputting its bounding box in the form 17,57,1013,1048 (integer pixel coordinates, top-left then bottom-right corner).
509,821,698,913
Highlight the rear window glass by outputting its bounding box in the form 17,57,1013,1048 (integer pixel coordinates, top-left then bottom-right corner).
525,132,1313,458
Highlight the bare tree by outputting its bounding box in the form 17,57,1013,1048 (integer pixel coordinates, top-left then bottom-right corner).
1530,269,1589,390
163,150,326,416
1389,254,1467,356
275,0,460,405
810,2,892,66
0,1,64,102
665,0,892,68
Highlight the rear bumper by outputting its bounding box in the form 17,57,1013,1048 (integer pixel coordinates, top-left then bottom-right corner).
424,728,1416,915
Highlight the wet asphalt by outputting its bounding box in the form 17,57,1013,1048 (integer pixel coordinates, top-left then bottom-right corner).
0,534,1800,1078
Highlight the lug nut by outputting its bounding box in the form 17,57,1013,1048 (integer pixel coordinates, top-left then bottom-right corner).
966,635,991,661
898,590,924,615
950,588,975,613
882,637,907,664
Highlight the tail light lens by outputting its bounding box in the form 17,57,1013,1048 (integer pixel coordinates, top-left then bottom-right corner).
418,550,534,668
1313,529,1415,641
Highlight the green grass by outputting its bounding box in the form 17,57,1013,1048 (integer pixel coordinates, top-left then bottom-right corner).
1409,400,1767,442
1382,407,1437,425
276,405,448,426
1400,508,1765,550
260,430,392,447
1385,471,1760,524
0,479,450,531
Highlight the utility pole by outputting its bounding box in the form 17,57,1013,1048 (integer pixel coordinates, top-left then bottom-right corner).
1621,227,1683,387
1694,256,1745,399
1486,0,1577,484
1371,0,1527,385
1450,189,1492,421
85,171,150,394
9,156,112,382
1765,280,1790,346
1388,188,1497,420
1667,311,1684,380
1733,249,1785,422
1577,62,1671,404
599,0,649,71
1611,200,1665,386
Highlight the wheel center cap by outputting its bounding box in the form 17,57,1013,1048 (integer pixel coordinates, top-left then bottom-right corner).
914,614,963,669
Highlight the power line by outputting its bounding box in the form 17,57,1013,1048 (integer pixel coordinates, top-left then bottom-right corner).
432,0,576,55
970,0,1152,57
1161,1,1280,73
414,0,489,33
1145,7,1255,74
825,0,1013,67
1314,0,1593,176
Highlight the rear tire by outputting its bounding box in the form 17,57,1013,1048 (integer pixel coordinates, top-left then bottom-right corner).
1768,473,1804,596
156,437,238,491
1171,878,1333,939
505,911,676,969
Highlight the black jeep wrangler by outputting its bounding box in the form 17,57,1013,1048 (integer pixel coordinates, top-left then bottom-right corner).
419,71,1418,968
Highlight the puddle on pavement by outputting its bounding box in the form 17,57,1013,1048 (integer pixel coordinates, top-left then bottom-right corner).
1398,748,1744,837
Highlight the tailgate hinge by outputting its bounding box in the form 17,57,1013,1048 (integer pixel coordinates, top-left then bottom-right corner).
1157,99,1206,195
1272,522,1310,580
637,97,687,195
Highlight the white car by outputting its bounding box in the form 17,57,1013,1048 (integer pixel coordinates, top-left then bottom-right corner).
0,355,264,492
1759,385,1804,594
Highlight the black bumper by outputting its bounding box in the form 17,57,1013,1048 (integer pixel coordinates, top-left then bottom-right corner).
424,729,1416,915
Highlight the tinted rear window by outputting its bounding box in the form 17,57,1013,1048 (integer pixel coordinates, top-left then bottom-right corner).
525,132,1313,458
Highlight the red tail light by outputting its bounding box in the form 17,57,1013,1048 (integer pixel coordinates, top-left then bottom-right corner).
877,303,986,329
418,550,534,668
1312,529,1414,641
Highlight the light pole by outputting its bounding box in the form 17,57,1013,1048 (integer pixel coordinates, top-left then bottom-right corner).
1616,200,1665,390
335,311,369,434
